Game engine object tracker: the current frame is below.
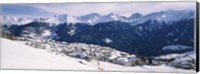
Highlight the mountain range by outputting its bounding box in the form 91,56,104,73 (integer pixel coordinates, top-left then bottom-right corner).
0,9,195,56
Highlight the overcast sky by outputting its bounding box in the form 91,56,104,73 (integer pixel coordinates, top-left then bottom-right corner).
0,2,196,18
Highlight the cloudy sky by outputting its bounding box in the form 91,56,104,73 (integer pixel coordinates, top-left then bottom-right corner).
0,2,196,17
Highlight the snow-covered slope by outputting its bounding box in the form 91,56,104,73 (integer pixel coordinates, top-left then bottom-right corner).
0,38,195,72
0,38,94,70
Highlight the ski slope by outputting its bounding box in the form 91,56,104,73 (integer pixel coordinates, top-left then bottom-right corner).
0,38,194,72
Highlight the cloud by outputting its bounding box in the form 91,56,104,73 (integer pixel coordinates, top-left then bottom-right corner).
0,4,54,17
0,2,195,17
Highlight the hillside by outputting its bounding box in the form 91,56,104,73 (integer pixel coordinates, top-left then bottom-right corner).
0,38,194,72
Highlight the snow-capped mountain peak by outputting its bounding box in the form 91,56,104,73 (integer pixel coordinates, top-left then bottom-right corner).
106,12,123,21
78,13,101,25
0,16,33,26
34,14,80,25
45,14,69,25
66,15,80,24
129,13,143,20
53,14,68,24
147,9,194,22
131,9,194,26
80,13,101,19
1,9,194,26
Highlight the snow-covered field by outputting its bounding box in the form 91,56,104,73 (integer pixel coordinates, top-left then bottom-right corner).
0,38,195,73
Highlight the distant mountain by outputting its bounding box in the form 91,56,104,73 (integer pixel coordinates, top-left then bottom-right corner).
130,9,194,26
78,13,102,25
34,14,80,25
54,18,194,56
3,22,55,39
0,16,33,26
1,9,195,56
128,13,143,20
1,9,194,26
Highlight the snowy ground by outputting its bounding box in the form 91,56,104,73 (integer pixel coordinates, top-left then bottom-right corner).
0,38,195,73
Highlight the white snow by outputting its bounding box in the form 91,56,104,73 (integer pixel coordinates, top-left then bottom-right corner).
138,26,143,31
87,17,98,24
162,15,166,18
40,14,80,25
154,51,194,60
42,30,51,36
87,19,93,24
0,38,95,70
74,51,87,59
115,57,129,65
42,17,61,25
67,15,80,24
103,38,112,44
1,10,193,27
110,14,119,21
162,45,192,51
131,10,193,26
0,38,195,72
0,16,33,26
67,29,76,36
